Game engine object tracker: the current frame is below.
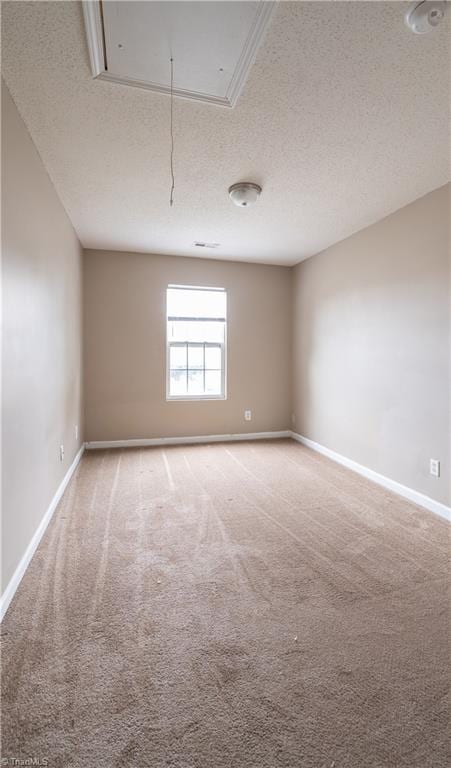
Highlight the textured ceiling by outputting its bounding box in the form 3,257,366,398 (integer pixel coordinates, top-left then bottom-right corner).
2,1,450,265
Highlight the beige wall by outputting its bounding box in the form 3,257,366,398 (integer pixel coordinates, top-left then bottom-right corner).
292,185,450,506
83,250,292,441
1,81,83,591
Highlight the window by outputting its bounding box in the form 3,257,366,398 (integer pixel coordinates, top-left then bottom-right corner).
166,285,227,399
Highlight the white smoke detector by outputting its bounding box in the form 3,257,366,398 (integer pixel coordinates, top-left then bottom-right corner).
228,182,262,207
405,1,447,34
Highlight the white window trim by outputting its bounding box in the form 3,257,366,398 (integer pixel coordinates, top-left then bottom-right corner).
166,286,227,401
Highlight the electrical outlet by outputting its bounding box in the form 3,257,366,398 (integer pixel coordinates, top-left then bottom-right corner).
244,410,252,421
75,424,79,440
430,459,440,478
60,444,65,462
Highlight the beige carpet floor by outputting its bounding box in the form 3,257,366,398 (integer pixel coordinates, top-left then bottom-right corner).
1,439,450,767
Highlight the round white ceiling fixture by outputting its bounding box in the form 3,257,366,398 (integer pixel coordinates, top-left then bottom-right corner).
228,182,262,207
405,1,446,34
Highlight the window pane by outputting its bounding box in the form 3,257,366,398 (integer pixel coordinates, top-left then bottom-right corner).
169,345,187,369
167,288,226,319
168,319,224,343
188,345,203,369
205,345,221,369
167,285,226,399
188,370,204,396
169,369,187,396
205,370,222,395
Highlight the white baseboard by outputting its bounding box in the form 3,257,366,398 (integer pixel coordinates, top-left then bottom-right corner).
0,445,85,623
85,430,291,450
290,432,450,522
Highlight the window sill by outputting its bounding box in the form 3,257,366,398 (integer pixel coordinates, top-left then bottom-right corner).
166,395,227,402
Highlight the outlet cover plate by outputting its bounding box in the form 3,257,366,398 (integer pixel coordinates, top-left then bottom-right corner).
430,459,440,477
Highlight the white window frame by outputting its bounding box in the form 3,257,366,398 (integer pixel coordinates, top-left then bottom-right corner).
166,285,227,401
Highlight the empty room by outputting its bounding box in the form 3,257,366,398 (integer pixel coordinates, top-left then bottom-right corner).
1,1,450,766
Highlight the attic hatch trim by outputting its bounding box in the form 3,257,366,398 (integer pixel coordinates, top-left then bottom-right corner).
82,0,275,108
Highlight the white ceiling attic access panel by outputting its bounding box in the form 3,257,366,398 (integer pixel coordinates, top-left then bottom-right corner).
83,1,275,107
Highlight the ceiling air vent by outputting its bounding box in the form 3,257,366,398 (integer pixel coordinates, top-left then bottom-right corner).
193,242,220,249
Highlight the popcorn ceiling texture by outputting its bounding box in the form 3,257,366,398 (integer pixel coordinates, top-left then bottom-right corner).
1,440,450,766
1,1,450,264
